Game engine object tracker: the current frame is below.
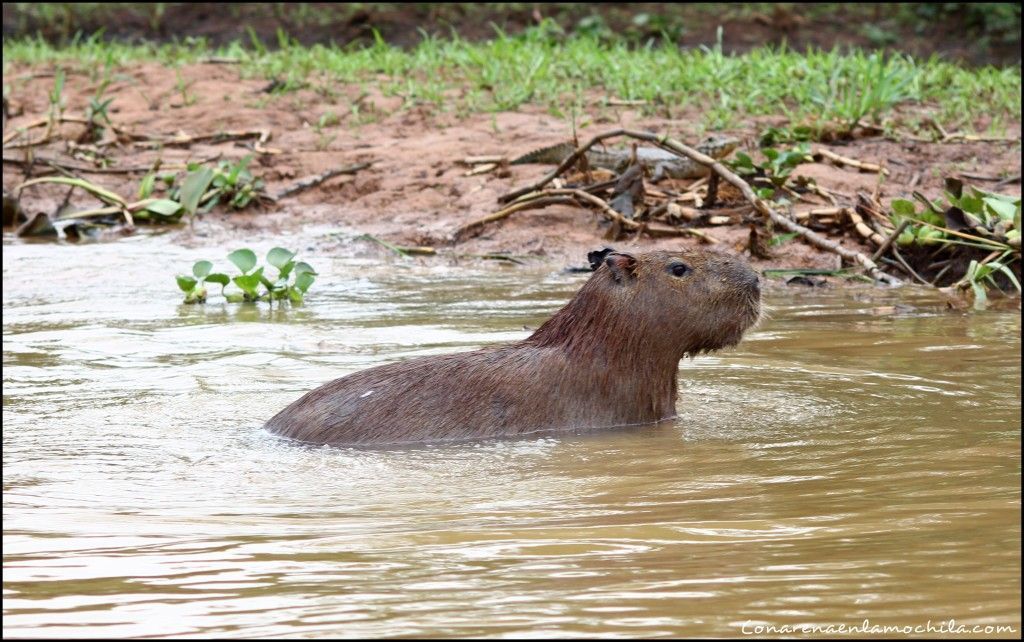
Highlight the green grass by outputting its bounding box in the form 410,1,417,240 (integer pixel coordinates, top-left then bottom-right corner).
3,26,1021,131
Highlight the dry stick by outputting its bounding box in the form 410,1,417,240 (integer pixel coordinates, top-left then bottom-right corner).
871,219,911,263
464,163,497,176
814,147,890,176
3,115,147,146
546,188,641,230
274,163,371,200
135,129,269,149
994,174,1021,189
2,154,222,174
461,155,506,165
846,208,887,246
889,245,932,285
455,196,577,240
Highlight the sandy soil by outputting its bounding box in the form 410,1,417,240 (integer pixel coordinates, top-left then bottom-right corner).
3,62,1021,272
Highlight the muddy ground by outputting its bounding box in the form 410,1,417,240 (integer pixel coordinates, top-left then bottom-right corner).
3,62,1021,274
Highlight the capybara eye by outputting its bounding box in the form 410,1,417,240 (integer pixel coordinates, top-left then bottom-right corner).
669,262,690,277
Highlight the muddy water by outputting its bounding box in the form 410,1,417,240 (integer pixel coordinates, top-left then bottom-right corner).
3,234,1021,638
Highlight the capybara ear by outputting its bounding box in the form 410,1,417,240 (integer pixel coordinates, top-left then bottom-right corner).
587,246,616,271
605,252,638,282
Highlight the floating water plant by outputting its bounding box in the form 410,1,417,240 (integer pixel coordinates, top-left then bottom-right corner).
176,247,317,305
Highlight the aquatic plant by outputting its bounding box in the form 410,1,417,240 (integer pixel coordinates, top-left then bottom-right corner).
887,180,1020,308
176,247,317,305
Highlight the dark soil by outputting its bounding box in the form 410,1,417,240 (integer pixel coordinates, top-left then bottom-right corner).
3,3,1021,66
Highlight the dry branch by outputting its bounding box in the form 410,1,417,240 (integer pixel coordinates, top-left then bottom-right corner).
274,163,371,200
814,147,890,175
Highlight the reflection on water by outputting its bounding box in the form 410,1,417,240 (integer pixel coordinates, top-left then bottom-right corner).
3,236,1021,637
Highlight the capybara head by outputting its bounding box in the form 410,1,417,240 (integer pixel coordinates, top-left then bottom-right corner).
533,248,761,360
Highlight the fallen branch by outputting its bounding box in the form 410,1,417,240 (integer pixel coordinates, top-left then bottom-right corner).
814,147,890,176
464,163,498,176
134,129,270,149
455,196,577,240
642,222,717,243
3,153,222,174
357,233,436,257
3,115,147,147
871,219,912,263
461,155,506,165
845,207,887,246
274,163,371,199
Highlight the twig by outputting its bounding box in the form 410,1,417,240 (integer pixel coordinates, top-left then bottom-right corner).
871,219,911,263
3,115,147,146
134,129,270,149
542,188,641,230
957,172,1007,182
464,163,497,176
705,172,719,208
889,245,932,286
642,223,717,243
3,153,222,174
356,234,434,257
793,206,845,221
994,174,1021,189
455,196,576,240
814,147,890,176
455,253,527,264
461,155,506,165
274,163,371,200
846,208,887,246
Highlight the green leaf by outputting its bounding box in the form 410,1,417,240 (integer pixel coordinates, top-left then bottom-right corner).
996,264,1022,293
259,274,277,291
205,273,230,286
769,231,800,247
227,248,257,274
233,273,263,296
228,155,253,184
278,260,295,279
293,261,317,275
891,199,917,217
176,275,197,292
192,260,213,279
144,199,182,216
295,271,316,293
983,197,1019,222
138,173,156,199
179,166,216,216
288,286,304,304
267,247,296,270
225,292,245,303
970,281,988,310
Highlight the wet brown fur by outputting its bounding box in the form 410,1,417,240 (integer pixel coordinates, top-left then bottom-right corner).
265,249,761,446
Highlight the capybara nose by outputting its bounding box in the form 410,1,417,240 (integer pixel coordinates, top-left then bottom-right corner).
749,272,761,293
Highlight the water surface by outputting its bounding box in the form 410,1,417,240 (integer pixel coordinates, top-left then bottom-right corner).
3,234,1021,638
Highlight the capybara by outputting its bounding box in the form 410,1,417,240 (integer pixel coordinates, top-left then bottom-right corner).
266,248,761,446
